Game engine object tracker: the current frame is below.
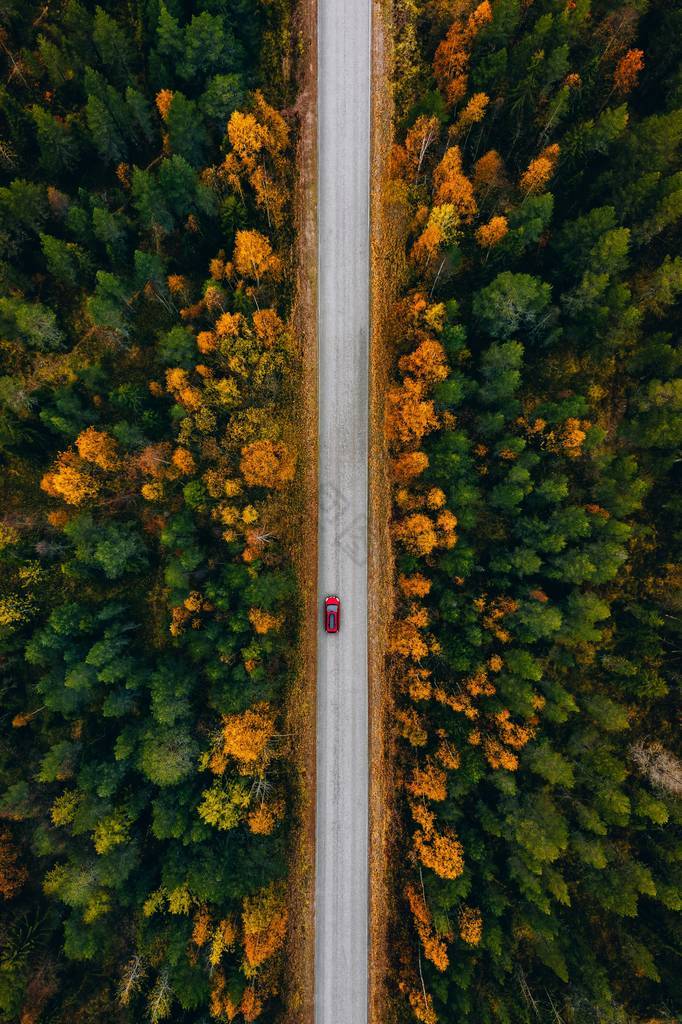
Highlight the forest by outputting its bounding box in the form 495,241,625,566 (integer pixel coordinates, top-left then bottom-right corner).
0,1,301,1021
385,1,681,1022
1,0,681,1023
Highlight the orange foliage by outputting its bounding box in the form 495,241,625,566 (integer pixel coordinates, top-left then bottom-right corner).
473,149,507,191
436,735,461,770
209,973,240,1022
433,1,492,103
399,573,432,598
394,513,438,556
385,378,439,447
392,451,429,483
433,147,477,218
495,709,534,749
454,92,489,133
398,338,449,384
405,883,450,971
197,330,217,354
165,367,202,411
155,89,174,121
483,737,519,771
241,988,263,1022
423,488,444,513
247,798,285,836
614,48,645,94
406,986,438,1024
404,116,440,177
519,143,560,195
0,828,27,899
138,443,171,479
216,311,244,337
458,905,483,945
390,619,429,661
475,215,509,247
406,761,447,801
167,274,189,298
75,427,120,470
414,824,464,879
172,448,196,476
252,308,284,347
240,439,296,490
405,666,434,702
559,417,589,457
226,111,269,173
242,884,288,971
192,907,212,948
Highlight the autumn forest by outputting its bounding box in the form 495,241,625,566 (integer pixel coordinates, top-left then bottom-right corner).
0,1,680,1024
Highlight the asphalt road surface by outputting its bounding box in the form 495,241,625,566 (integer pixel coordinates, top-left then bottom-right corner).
315,0,371,1020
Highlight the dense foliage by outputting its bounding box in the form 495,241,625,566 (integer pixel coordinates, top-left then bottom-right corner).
0,2,300,1022
385,2,681,1022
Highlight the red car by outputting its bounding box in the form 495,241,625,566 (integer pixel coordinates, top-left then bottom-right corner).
324,595,340,633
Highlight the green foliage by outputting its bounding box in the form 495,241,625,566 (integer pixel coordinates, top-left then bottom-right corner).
0,2,296,1021
389,3,682,1022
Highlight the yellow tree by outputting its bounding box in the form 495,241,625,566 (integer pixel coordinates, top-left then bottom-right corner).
233,230,282,286
242,884,288,973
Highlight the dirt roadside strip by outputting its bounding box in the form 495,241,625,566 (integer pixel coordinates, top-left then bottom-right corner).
285,0,318,1018
368,4,398,1021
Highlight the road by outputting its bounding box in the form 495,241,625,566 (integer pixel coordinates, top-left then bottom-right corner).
315,0,371,1020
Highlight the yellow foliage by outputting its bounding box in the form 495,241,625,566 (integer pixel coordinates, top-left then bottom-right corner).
41,453,100,506
242,884,288,972
390,619,429,661
396,707,428,747
248,608,284,634
220,703,277,768
458,905,483,945
209,919,237,967
233,230,282,283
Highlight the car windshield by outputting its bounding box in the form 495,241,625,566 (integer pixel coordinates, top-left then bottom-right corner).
328,612,336,629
